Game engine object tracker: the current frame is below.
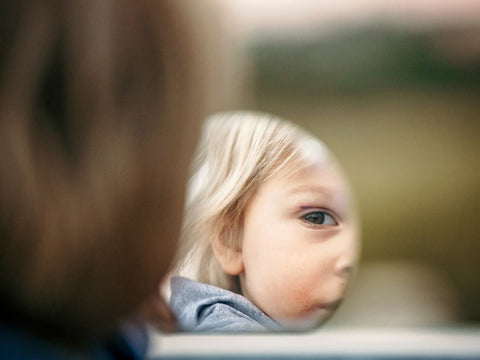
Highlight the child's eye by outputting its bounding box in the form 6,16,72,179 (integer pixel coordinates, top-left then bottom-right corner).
302,211,337,226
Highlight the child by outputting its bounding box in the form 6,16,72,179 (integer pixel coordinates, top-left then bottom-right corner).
170,111,359,332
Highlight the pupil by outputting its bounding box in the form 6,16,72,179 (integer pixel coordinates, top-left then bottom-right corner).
306,212,324,224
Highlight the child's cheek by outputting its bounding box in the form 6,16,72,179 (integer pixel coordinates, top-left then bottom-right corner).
291,283,315,314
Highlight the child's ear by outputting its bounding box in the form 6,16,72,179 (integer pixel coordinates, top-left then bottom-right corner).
211,236,244,276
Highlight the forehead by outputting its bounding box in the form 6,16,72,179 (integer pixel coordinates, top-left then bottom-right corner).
296,136,329,166
257,154,353,212
279,157,348,196
273,133,346,191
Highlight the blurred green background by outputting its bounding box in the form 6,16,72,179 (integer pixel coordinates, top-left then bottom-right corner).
238,23,480,324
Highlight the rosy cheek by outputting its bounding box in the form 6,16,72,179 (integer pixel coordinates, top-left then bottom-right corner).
292,286,315,313
301,302,315,313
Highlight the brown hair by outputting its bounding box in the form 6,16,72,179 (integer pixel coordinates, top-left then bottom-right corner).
0,0,213,343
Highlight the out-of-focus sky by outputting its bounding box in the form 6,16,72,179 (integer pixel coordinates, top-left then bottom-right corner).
222,0,480,41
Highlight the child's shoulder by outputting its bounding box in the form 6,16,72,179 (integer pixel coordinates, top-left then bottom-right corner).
169,276,281,333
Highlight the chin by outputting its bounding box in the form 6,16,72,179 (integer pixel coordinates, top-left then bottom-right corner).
276,309,333,332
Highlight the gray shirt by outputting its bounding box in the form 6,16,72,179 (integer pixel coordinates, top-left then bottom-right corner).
169,276,282,333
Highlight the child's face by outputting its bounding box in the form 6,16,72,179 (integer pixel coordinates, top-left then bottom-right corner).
238,152,359,329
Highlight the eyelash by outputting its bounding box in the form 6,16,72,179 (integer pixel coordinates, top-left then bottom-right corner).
300,209,338,227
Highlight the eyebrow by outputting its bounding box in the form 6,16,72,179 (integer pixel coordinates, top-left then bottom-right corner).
287,185,335,199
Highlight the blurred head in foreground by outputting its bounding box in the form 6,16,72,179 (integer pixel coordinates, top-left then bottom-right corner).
174,112,360,330
0,0,214,343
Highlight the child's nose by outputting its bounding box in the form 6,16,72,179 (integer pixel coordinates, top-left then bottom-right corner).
335,256,353,278
334,239,357,278
335,261,353,278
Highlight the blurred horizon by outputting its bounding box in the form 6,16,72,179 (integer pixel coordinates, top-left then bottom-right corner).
223,0,480,43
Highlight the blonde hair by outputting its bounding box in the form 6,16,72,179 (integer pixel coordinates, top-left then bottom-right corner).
174,111,330,292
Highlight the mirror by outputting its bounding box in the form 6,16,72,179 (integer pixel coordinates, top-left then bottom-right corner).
167,111,360,332
159,1,480,334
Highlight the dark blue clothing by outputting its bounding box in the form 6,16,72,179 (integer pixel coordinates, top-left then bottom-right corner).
0,321,148,359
